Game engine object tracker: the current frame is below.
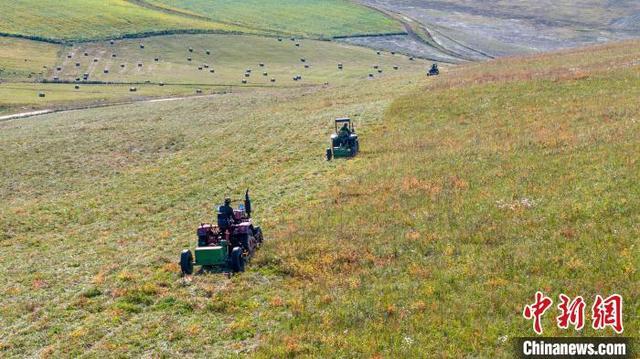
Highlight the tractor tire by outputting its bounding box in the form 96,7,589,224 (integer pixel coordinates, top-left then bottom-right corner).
230,247,245,273
326,148,332,161
254,227,264,244
180,249,194,275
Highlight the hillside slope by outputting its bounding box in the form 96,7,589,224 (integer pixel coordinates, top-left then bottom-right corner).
1,41,639,357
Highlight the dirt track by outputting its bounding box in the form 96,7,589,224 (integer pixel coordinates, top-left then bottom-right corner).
343,0,640,62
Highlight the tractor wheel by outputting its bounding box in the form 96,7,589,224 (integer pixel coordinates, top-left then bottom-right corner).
254,227,264,244
326,148,332,161
180,249,194,275
230,247,245,273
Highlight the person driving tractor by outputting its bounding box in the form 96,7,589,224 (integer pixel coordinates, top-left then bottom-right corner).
338,122,351,146
218,197,235,229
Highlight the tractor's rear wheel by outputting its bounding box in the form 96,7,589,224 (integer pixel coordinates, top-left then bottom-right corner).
180,249,194,275
326,148,332,161
230,247,245,273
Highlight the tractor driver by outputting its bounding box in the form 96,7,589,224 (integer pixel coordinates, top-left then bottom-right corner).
338,123,351,146
218,197,235,229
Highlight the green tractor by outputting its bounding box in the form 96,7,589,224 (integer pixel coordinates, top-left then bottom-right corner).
180,190,263,275
326,117,359,161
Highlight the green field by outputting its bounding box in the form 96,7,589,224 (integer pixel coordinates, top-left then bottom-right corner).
0,0,245,41
0,34,426,116
148,0,403,38
1,39,638,357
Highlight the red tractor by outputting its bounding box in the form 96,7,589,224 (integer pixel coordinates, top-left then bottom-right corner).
180,190,263,274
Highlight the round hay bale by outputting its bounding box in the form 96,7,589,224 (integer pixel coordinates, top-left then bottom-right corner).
278,38,283,42
242,79,247,84
206,50,211,55
391,51,396,55
140,44,145,49
110,40,115,45
159,82,164,86
259,63,265,67
377,51,381,55
271,78,276,82
244,73,250,77
373,65,379,69
67,55,72,59
120,64,125,68
154,57,159,62
130,87,137,92
378,69,383,73
53,76,59,81
38,92,45,98
393,65,399,70
203,64,209,68
75,85,80,89
409,57,415,61
338,63,343,69
104,69,109,74
304,64,309,68
300,58,306,62
138,63,142,67
84,52,88,56
196,89,202,94
75,77,81,82
295,43,300,47
188,47,193,52
112,54,117,58
75,63,80,67
246,69,252,73
263,72,268,76
290,37,295,41
187,57,192,61
198,66,203,70
93,58,99,62
56,67,62,71
368,73,374,78
210,69,215,73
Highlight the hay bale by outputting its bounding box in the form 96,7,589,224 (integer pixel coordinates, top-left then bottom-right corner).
84,52,88,56
75,62,80,67
409,57,415,61
159,82,164,86
304,64,309,68
263,72,268,76
368,73,374,78
56,67,62,71
110,40,115,45
67,54,72,59
187,57,192,61
112,54,117,58
120,64,125,68
53,76,59,81
246,69,252,73
140,44,145,49
198,66,203,70
393,65,399,70
259,63,264,67
38,92,45,98
93,58,99,62
295,43,300,47
138,63,143,67
130,87,137,92
373,65,379,69
75,85,80,89
203,64,209,68
338,63,343,70
210,69,215,73
242,79,247,84
378,69,383,73
206,50,211,55
290,37,295,41
271,78,276,82
300,58,306,62
391,51,396,55
244,73,250,77
278,38,283,42
75,77,81,82
104,69,109,74
154,57,159,62
196,89,202,94
188,47,193,52
377,51,381,55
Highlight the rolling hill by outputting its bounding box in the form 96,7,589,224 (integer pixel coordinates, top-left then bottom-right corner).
1,38,638,357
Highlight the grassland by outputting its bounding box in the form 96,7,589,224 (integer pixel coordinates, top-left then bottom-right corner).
0,0,246,42
1,34,426,116
148,0,403,38
1,40,638,357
